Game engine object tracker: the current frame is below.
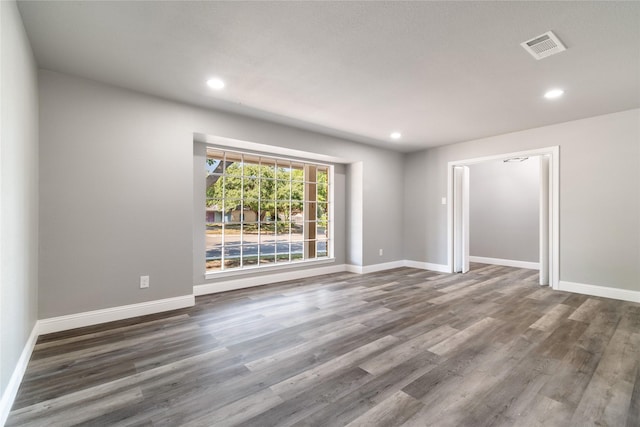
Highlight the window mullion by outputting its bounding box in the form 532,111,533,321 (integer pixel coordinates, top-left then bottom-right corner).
206,148,330,274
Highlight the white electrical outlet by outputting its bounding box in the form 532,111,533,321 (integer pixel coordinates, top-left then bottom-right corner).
379,248,383,256
140,275,149,289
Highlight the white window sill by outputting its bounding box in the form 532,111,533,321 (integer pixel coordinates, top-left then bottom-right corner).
205,257,336,281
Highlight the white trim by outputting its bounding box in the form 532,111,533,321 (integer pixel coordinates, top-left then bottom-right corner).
205,258,336,280
469,256,539,270
346,260,405,275
558,281,640,303
345,264,362,274
453,166,470,273
197,260,451,295
195,264,347,296
37,295,195,335
0,324,38,426
549,146,560,289
539,155,550,285
447,146,560,287
194,133,349,164
403,260,450,273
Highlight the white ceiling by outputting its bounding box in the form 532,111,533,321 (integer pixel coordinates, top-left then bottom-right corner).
17,1,640,152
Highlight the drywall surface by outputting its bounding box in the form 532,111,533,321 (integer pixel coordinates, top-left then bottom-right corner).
404,108,640,291
469,157,539,262
38,70,404,317
0,0,39,403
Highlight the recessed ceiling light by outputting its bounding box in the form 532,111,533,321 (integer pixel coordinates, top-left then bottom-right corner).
390,132,402,140
207,78,225,90
544,89,564,99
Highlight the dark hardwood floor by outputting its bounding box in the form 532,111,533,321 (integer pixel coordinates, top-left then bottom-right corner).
7,263,640,426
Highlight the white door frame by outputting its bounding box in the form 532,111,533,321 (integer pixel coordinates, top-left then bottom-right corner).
453,166,470,273
446,146,560,288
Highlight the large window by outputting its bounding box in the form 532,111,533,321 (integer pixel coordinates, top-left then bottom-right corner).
206,148,331,273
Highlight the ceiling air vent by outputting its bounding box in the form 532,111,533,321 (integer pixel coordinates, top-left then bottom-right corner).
521,31,566,60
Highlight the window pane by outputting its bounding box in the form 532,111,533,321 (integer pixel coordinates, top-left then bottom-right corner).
260,224,276,243
259,199,275,222
259,160,275,179
242,202,259,222
225,201,242,222
260,178,276,201
242,245,259,267
241,223,259,245
224,176,242,200
275,201,291,220
206,150,225,173
206,196,223,208
316,203,328,220
223,224,242,246
317,222,329,239
259,243,276,265
206,223,223,246
291,224,304,242
206,222,223,272
291,240,304,261
276,242,290,263
206,174,223,199
276,160,291,180
206,259,221,272
293,200,304,220
242,155,260,178
276,240,290,253
317,240,328,257
276,220,291,238
259,255,276,265
291,162,305,181
291,182,304,202
317,166,328,181
206,171,222,189
223,245,242,270
276,180,291,201
243,177,259,199
317,183,328,203
206,149,331,273
206,202,223,224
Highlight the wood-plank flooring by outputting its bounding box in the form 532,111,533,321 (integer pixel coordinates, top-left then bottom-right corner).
7,263,640,426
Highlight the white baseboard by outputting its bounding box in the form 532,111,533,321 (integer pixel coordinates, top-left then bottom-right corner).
197,260,453,295
558,280,640,303
194,264,348,296
344,264,362,274
346,260,406,275
403,260,450,273
469,256,539,270
0,323,39,426
37,295,195,335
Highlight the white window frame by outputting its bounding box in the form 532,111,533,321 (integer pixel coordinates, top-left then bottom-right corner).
204,145,335,277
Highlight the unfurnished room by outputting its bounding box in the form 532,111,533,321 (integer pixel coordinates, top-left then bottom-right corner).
1,1,639,426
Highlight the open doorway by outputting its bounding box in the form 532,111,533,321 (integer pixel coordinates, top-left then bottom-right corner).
447,147,559,288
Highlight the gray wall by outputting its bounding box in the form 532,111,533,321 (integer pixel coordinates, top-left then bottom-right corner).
0,0,39,403
38,70,404,318
469,157,539,262
403,108,640,291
